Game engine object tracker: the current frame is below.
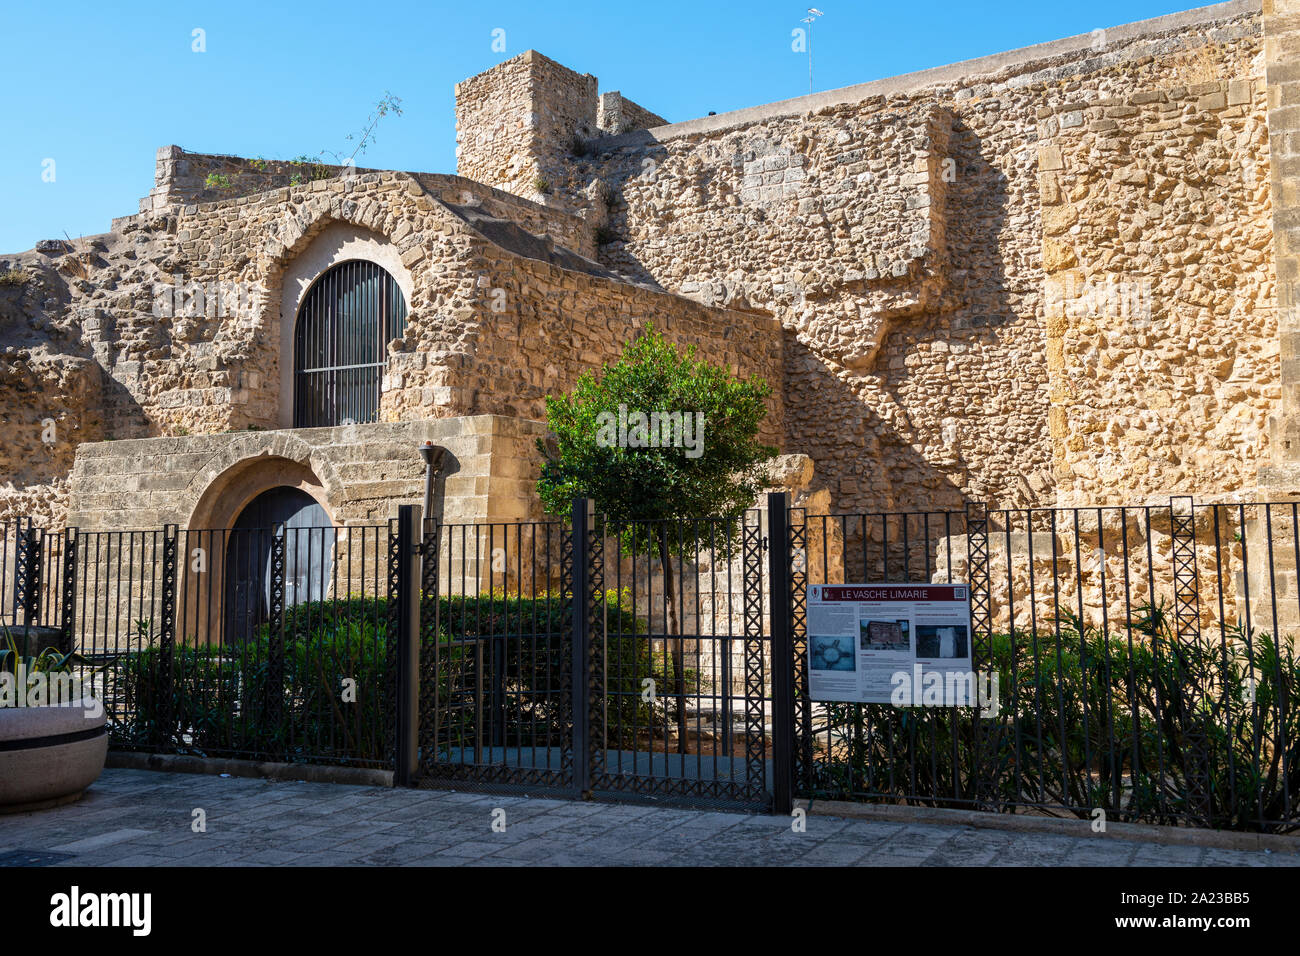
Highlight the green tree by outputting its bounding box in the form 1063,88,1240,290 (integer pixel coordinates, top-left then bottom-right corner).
536,325,776,751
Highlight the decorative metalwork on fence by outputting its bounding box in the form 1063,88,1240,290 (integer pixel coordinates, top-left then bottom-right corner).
3,493,1297,830
0,521,397,770
781,500,1300,833
415,516,575,793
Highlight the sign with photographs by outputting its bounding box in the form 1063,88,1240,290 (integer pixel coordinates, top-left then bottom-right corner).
806,583,973,704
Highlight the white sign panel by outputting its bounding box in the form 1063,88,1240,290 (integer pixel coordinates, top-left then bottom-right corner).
807,583,974,705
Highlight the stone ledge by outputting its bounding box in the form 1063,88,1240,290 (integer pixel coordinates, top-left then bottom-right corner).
798,797,1300,853
106,750,393,788
601,1,1259,145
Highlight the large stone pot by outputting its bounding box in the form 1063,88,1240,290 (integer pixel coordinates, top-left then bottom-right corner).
3,625,72,657
0,697,108,813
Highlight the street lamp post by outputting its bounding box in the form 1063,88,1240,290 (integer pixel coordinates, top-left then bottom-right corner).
802,8,824,94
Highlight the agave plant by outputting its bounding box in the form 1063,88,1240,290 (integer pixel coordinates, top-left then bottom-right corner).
0,625,114,705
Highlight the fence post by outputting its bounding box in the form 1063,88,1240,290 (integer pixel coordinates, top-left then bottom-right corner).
266,526,286,733
15,520,42,629
420,501,441,778
741,509,766,799
965,502,994,809
60,529,78,655
158,524,179,752
767,491,794,816
570,498,592,797
1170,495,1212,826
394,504,422,787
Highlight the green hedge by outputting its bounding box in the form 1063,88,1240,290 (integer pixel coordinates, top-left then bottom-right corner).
113,591,655,765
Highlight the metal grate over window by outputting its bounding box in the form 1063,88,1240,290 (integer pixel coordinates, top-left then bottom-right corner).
293,259,408,428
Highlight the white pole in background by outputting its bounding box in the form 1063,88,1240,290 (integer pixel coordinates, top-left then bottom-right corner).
805,8,824,93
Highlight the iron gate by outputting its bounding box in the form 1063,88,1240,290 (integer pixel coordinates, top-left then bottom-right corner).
412,500,774,808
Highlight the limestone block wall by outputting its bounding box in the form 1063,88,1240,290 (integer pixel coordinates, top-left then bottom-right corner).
455,50,665,203
1261,0,1300,487
455,51,597,201
65,415,546,532
133,146,602,261
437,237,786,447
138,146,359,214
598,92,667,135
414,173,599,259
0,354,102,526
454,3,1270,516
3,148,786,530
1038,77,1277,505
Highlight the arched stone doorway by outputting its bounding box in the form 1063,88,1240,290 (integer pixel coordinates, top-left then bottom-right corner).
180,451,340,646
275,225,416,429
223,486,335,643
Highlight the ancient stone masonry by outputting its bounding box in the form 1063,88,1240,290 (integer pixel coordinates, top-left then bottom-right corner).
0,154,779,527
455,50,665,206
1038,77,1276,505
452,2,1277,521
4,0,1300,598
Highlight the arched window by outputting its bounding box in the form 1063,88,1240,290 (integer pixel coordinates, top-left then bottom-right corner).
293,260,408,427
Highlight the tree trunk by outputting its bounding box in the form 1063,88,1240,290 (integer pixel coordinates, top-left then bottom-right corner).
659,529,688,755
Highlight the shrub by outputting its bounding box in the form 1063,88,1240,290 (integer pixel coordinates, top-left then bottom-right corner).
112,590,657,765
807,604,1300,832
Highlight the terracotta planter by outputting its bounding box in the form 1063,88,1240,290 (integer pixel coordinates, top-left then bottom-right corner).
0,697,107,813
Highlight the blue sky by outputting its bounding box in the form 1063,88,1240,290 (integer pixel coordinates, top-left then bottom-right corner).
0,0,1201,254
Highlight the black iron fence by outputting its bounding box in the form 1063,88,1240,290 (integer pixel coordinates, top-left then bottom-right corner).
779,498,1300,833
417,516,575,791
1,520,397,770
5,493,1298,830
1,518,67,634
416,503,772,807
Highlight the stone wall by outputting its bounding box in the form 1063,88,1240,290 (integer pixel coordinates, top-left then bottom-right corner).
1,153,783,528
455,50,665,204
0,354,101,527
432,237,785,446
456,3,1272,517
1039,76,1277,505
6,0,1300,551
66,415,546,531
139,146,358,214
597,92,667,135
1261,0,1300,487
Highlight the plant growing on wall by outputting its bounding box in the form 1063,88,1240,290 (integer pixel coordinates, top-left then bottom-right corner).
275,92,404,186
536,325,774,751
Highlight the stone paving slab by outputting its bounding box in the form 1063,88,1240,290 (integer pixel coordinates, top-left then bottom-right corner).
0,769,1296,867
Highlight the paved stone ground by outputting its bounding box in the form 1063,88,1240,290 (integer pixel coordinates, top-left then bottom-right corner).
0,769,1296,867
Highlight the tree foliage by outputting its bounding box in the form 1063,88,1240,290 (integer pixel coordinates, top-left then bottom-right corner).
535,325,775,532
